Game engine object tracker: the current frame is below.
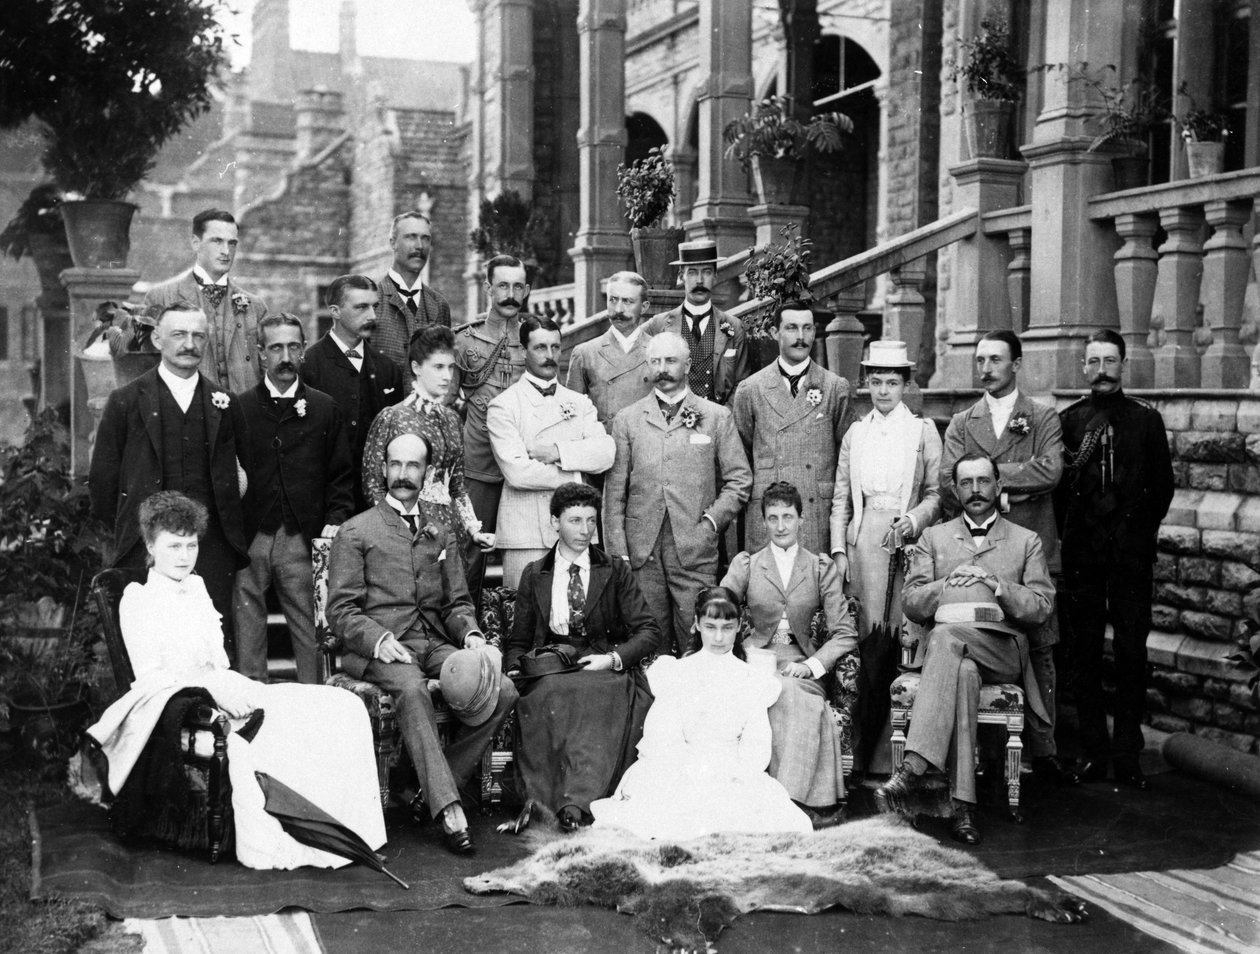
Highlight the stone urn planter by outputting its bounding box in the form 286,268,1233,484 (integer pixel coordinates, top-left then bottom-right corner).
1185,141,1226,178
60,199,138,269
963,100,1015,159
27,232,74,296
750,154,800,206
630,226,686,287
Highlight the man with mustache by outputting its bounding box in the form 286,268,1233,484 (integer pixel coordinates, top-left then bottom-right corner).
303,275,405,512
373,211,453,376
232,314,354,684
140,209,269,393
487,317,615,587
604,332,752,654
1055,330,1173,790
642,240,749,405
875,453,1054,845
566,271,655,425
89,306,249,648
939,330,1073,786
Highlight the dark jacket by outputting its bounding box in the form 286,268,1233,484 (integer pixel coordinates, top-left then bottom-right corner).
233,380,355,544
505,545,663,672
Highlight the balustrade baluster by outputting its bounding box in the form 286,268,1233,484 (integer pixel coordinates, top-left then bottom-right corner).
1112,212,1159,388
884,266,927,369
1199,199,1252,388
824,287,867,383
1003,227,1031,335
1152,206,1206,388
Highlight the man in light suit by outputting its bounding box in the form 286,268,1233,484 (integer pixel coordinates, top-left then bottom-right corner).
566,271,654,425
141,209,268,394
373,211,453,375
939,330,1073,786
642,240,748,405
327,433,518,855
604,332,752,654
875,453,1054,845
487,316,615,587
732,300,853,555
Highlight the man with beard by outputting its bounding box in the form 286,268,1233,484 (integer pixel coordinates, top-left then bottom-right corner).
874,453,1054,845
604,332,752,654
1056,330,1173,790
487,317,614,587
643,240,748,405
373,212,453,376
233,313,354,684
303,275,405,512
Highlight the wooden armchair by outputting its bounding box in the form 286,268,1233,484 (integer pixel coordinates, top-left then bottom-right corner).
90,568,233,863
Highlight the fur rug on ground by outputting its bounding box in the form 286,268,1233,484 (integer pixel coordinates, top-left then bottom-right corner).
464,814,1088,950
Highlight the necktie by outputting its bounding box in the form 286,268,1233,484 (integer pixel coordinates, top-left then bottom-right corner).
567,562,586,639
195,275,227,309
658,398,679,423
689,315,704,340
779,364,807,398
344,349,362,360
403,513,418,537
401,290,419,318
531,381,557,398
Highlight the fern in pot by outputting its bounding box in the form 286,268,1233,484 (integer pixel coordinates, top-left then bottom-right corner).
949,16,1024,159
616,147,682,288
722,96,852,206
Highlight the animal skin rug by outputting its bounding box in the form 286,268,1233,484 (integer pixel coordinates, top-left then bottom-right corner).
464,814,1089,950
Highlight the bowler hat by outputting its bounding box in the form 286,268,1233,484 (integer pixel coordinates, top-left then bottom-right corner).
861,339,915,369
669,240,720,267
440,646,502,726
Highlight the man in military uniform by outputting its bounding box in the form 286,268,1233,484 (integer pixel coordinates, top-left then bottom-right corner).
452,254,529,611
1056,329,1173,791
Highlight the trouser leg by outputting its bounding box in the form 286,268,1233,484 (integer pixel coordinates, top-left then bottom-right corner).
198,524,239,654
271,526,318,685
1109,559,1154,759
1025,643,1057,757
904,626,967,772
634,526,675,655
424,641,518,789
950,659,982,804
1065,567,1112,760
463,478,502,616
660,518,717,656
233,531,273,681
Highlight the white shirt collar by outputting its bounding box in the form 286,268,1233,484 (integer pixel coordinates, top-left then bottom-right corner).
871,401,912,422
383,494,421,518
388,269,424,294
522,371,558,392
770,541,799,562
963,512,999,532
682,301,712,318
192,264,228,287
265,377,299,399
329,328,362,355
984,388,1019,413
555,547,591,573
653,387,688,406
158,363,199,397
777,356,811,376
609,324,642,351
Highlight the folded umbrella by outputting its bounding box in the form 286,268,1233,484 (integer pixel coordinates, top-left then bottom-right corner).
255,771,409,889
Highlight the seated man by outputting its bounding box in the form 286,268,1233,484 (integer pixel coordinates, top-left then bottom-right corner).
874,452,1053,846
327,433,518,854
504,482,662,832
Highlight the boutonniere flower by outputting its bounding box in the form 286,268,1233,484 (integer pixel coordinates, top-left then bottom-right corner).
294,398,307,417
231,293,250,314
719,320,734,337
679,406,701,429
559,401,576,421
1008,413,1031,435
421,522,440,540
805,387,822,407
211,391,230,410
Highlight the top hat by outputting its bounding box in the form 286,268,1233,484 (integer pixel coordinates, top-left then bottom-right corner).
440,646,503,726
669,240,720,267
861,339,915,369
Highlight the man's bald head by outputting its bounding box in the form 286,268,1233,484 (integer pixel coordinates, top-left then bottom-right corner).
647,331,691,396
383,433,431,506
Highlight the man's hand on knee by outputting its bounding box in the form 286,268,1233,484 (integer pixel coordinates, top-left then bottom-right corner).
376,633,414,664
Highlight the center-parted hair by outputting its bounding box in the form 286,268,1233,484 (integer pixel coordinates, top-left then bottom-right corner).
139,491,208,547
326,274,378,309
408,324,456,368
761,480,803,515
951,450,1001,483
256,312,306,348
550,482,602,518
519,315,561,348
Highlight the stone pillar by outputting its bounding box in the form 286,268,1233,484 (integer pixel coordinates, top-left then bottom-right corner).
665,144,698,227
884,265,927,371
465,0,489,319
61,268,141,475
484,0,536,199
938,158,1025,387
747,204,809,248
1152,206,1205,388
38,290,71,423
569,0,632,320
1200,199,1252,388
1111,212,1159,388
685,0,755,257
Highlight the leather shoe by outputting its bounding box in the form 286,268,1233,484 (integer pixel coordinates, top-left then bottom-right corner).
1074,758,1109,784
799,803,847,830
443,827,475,854
1113,760,1150,791
1033,755,1081,786
558,805,589,833
950,803,982,845
874,764,920,815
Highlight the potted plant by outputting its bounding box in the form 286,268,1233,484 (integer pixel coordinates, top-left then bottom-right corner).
0,183,74,295
468,190,550,285
949,17,1024,159
82,300,161,390
723,95,852,206
741,223,815,368
616,146,683,287
1175,86,1230,179
0,0,230,268
1081,68,1169,190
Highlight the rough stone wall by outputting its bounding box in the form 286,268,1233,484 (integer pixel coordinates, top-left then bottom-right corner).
530,0,580,289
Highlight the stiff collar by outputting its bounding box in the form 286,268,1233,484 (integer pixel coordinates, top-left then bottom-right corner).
383,494,421,519
682,301,712,319
609,324,643,350
264,377,299,399
963,512,999,533
653,386,688,406
984,388,1019,415
522,371,558,392
777,356,810,376
192,265,228,287
329,328,363,356
555,547,592,575
388,268,424,294
157,363,199,399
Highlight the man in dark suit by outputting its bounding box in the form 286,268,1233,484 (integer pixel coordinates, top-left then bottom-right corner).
504,483,662,831
302,274,405,512
233,313,354,684
327,432,518,854
89,305,249,649
373,212,453,375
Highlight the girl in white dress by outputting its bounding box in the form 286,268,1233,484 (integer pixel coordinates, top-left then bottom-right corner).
590,587,811,841
88,492,386,870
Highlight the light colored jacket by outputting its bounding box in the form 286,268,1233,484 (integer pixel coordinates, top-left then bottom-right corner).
565,327,653,425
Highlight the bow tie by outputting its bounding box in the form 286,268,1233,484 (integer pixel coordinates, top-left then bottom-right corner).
194,274,227,308
968,524,991,539
531,381,556,398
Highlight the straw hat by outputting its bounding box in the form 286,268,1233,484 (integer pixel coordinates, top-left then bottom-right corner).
440,646,502,726
861,339,914,369
669,239,720,267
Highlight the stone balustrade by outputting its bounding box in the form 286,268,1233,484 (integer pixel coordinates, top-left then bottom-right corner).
526,282,578,327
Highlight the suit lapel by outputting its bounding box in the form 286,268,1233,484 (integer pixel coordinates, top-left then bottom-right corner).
377,499,414,544
991,392,1030,457
200,376,221,450
785,547,809,596
535,560,555,630
138,371,162,458
585,558,610,614
710,307,729,360
761,364,797,420
968,400,1000,454
757,549,787,596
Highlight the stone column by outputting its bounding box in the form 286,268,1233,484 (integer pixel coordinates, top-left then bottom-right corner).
1200,199,1252,387
1151,206,1205,388
747,204,810,248
665,144,698,227
684,0,755,257
1111,212,1159,388
569,0,632,320
484,0,536,199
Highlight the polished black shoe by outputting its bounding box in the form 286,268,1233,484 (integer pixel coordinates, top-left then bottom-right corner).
1074,758,1109,784
799,802,847,830
950,803,982,846
443,827,475,854
1112,760,1150,791
874,764,919,815
1033,755,1081,786
558,805,590,833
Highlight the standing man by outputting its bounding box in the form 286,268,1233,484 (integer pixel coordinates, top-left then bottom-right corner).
373,211,453,376
1057,329,1173,790
642,240,748,405
566,271,654,425
89,306,249,646
453,254,529,608
487,317,614,587
940,330,1073,785
233,314,354,684
141,209,269,394
303,275,405,513
604,332,752,654
732,299,852,555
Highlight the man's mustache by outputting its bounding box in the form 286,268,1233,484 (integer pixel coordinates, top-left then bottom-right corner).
539,359,557,369
499,298,522,308
691,285,709,294
792,340,807,348
967,494,988,503
1091,374,1119,385
654,372,676,383
274,361,296,374
390,479,418,490
177,349,202,356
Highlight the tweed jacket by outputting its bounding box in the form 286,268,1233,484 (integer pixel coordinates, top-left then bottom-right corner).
504,545,663,672
141,270,268,394
88,368,248,568
721,546,858,670
940,392,1064,573
604,390,752,569
326,500,480,679
487,378,615,549
832,410,943,552
232,381,354,544
372,273,452,375
453,314,527,483
301,333,404,474
643,305,749,405
732,359,853,555
565,327,653,425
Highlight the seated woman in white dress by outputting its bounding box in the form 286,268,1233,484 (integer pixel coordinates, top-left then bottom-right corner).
88,491,386,871
590,587,812,841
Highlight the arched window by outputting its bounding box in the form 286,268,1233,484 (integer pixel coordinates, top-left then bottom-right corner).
625,112,669,167
812,34,881,108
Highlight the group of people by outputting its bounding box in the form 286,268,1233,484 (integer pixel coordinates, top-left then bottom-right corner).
83,205,1173,870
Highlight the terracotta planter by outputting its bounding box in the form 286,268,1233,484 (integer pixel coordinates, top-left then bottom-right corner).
1111,155,1149,191
1185,141,1226,178
750,154,801,205
61,199,138,268
27,232,74,296
963,100,1015,159
629,226,686,287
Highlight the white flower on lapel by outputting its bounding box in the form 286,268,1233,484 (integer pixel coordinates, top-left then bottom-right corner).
211,391,230,410
231,293,250,315
679,406,701,429
719,320,734,337
560,401,576,421
294,398,307,417
805,387,822,407
1008,413,1031,435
